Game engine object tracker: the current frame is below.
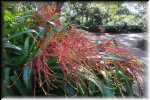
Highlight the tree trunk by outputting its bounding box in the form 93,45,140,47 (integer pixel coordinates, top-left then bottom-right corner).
56,2,63,12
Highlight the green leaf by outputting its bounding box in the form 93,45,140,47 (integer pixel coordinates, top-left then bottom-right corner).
77,69,105,96
103,54,127,61
103,86,114,97
38,27,45,38
88,81,97,95
2,87,15,97
16,15,32,21
8,29,39,39
3,67,10,85
77,83,85,96
64,84,76,96
3,38,22,51
115,68,134,96
10,76,28,95
4,10,15,22
24,37,30,54
2,68,16,97
23,65,31,88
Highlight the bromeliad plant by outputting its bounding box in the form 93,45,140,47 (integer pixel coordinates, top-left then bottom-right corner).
2,2,145,97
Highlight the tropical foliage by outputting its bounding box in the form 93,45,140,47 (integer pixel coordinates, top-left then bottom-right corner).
2,1,145,97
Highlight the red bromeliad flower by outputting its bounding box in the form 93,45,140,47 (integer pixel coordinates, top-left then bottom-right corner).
47,28,100,77
32,26,102,81
30,4,144,95
32,24,144,92
32,4,61,28
32,54,52,80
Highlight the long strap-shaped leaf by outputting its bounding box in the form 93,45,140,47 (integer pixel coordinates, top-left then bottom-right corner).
8,29,39,40
77,66,114,96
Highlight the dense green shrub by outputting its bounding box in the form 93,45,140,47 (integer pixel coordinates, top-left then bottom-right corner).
104,25,145,33
128,25,145,33
61,2,146,33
